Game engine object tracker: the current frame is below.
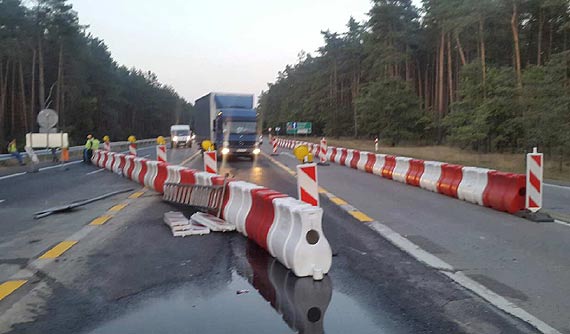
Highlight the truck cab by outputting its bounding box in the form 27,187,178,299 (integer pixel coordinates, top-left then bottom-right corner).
194,93,259,159
214,109,259,157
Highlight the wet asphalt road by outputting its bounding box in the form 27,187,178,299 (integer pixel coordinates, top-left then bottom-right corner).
0,146,541,333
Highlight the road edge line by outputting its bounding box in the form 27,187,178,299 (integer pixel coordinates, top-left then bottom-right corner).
261,149,562,334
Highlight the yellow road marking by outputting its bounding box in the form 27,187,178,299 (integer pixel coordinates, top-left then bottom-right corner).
90,215,112,226
0,280,27,301
318,187,328,194
109,203,128,212
128,191,144,199
39,241,77,259
330,197,348,206
349,211,375,222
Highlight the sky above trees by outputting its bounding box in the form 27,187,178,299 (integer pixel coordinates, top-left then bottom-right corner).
70,0,388,102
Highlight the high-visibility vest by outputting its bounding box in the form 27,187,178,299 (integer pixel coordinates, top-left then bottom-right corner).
8,142,17,153
85,139,93,149
92,139,100,150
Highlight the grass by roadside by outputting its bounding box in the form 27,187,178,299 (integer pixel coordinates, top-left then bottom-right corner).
294,137,570,182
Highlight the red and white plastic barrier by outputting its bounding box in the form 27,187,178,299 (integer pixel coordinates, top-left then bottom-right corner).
104,142,111,152
129,143,137,156
204,151,217,174
157,144,167,163
526,147,543,212
272,137,279,155
91,137,334,280
297,163,319,207
276,138,529,215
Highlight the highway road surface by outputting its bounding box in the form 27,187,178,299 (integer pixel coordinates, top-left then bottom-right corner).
0,143,563,333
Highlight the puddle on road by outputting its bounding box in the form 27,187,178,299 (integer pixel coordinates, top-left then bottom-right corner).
86,241,405,334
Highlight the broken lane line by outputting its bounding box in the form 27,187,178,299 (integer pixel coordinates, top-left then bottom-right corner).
0,199,5,204
0,280,27,301
85,169,105,175
39,241,78,259
128,191,145,199
90,215,113,226
108,203,128,212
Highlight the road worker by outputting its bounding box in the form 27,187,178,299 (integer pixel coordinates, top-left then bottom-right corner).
7,139,25,166
83,134,94,162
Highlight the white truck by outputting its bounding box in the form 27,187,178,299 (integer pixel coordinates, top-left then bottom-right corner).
170,125,193,148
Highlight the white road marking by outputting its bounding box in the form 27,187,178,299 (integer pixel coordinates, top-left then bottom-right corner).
180,151,201,166
544,183,570,190
263,150,562,334
39,160,82,171
85,169,105,176
554,219,570,227
0,200,5,204
0,172,27,181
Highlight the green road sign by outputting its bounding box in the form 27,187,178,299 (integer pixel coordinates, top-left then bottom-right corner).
286,121,312,135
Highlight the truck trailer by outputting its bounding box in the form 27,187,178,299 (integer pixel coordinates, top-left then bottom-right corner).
193,92,259,158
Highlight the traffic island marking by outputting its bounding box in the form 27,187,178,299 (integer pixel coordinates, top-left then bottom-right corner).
39,241,78,259
0,280,27,301
109,202,128,212
90,215,113,226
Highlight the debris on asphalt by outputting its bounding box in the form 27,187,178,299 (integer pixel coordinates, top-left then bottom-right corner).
236,289,249,295
190,212,236,232
163,211,210,237
34,188,134,219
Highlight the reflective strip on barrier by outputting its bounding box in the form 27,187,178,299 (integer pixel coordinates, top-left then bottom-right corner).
144,161,159,189
382,155,396,179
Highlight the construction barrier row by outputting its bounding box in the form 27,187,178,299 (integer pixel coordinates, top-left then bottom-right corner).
90,149,332,279
275,138,526,214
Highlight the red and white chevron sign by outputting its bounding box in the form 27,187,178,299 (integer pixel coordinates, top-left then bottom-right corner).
104,142,111,151
156,144,167,163
129,143,137,156
204,151,217,174
297,163,319,206
526,147,543,212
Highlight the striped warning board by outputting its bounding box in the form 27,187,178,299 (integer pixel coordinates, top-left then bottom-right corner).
526,147,543,212
157,144,167,162
129,143,137,156
297,163,319,207
204,151,217,174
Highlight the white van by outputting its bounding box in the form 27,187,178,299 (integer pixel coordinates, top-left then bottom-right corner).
170,125,192,148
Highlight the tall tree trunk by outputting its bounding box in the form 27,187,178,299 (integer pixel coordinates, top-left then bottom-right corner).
547,19,553,60
56,42,64,127
0,62,3,148
19,60,28,133
11,62,16,134
455,33,467,66
447,34,454,105
38,37,46,110
479,15,487,97
30,49,36,131
512,2,523,89
438,30,445,116
537,7,544,65
417,60,423,110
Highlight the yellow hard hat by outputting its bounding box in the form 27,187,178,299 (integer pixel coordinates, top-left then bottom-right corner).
103,135,110,142
128,135,136,143
201,140,213,151
156,136,166,145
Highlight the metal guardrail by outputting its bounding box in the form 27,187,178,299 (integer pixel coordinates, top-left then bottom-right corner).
0,138,161,162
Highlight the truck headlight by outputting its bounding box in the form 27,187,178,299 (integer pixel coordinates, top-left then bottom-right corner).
253,148,261,155
222,148,230,155
173,136,179,142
